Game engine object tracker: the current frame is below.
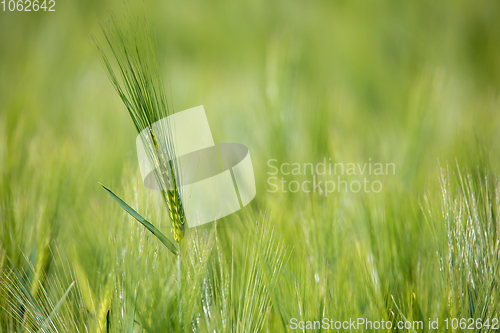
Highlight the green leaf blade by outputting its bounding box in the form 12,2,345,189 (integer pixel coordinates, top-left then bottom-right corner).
99,183,178,255
127,283,139,333
36,281,75,333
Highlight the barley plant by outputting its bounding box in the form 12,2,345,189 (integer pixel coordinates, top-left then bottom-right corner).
2,1,500,332
94,16,186,250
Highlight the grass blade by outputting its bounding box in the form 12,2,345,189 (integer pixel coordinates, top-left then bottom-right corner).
391,295,417,333
127,283,139,333
8,259,44,320
99,182,178,255
36,281,75,333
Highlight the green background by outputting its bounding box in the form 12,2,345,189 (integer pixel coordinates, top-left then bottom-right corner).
1,0,500,331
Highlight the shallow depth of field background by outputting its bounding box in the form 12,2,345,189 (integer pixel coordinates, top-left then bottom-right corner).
2,0,500,332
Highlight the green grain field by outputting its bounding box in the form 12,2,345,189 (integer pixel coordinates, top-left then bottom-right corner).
1,0,500,332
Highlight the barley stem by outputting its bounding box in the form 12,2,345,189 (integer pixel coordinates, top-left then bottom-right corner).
177,244,182,329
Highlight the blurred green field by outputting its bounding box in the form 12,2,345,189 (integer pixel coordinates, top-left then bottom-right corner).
2,0,500,332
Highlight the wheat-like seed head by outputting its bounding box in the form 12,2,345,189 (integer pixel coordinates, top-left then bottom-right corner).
94,16,185,243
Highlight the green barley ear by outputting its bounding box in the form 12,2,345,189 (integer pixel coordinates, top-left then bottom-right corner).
163,177,185,243
93,15,186,244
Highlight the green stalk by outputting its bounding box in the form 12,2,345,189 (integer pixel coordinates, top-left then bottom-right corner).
177,244,182,330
